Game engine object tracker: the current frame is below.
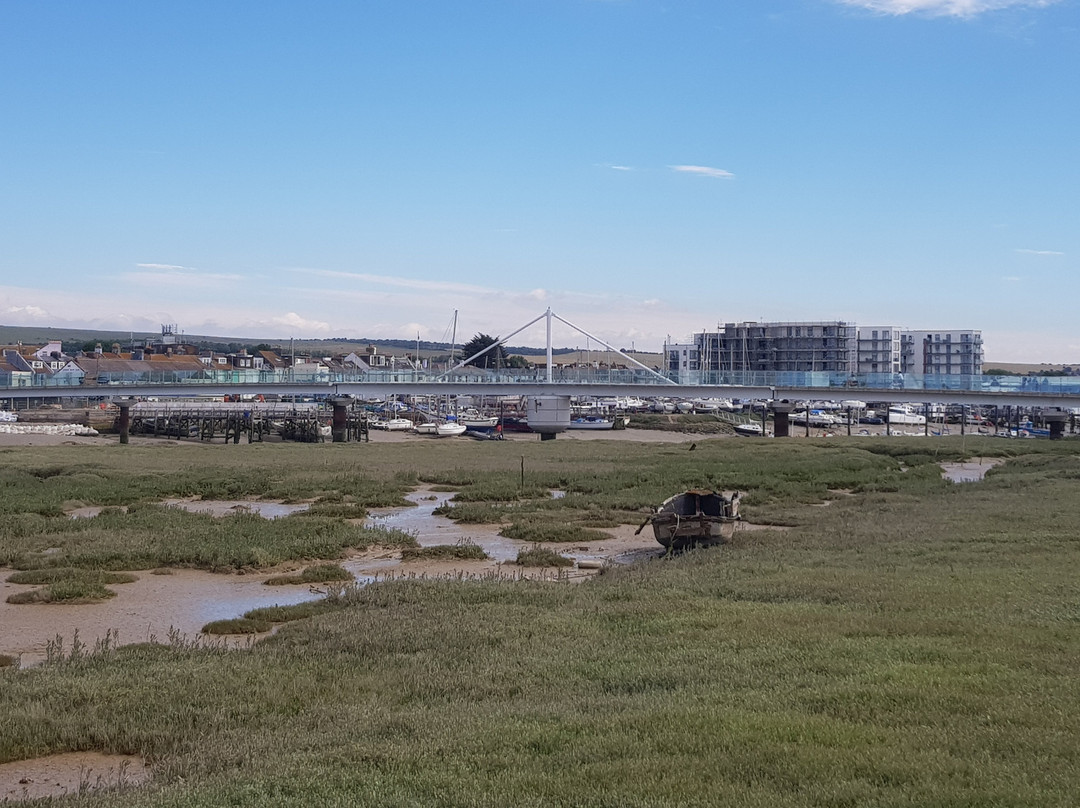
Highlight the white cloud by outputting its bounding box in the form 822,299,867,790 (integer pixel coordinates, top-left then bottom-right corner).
3,304,51,322
135,263,192,271
835,0,1059,18
264,312,332,334
123,270,245,286
1014,248,1064,256
669,165,734,179
291,268,495,296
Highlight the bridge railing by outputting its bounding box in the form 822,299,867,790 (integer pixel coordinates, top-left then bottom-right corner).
3,368,1080,395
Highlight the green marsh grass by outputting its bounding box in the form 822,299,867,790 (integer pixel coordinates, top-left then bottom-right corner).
5,568,138,604
6,568,138,586
1,506,416,572
7,580,116,604
515,544,574,567
0,437,1077,806
400,541,489,561
263,563,354,586
501,521,611,543
201,617,272,635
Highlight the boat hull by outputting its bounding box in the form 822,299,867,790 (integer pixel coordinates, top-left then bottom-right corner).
568,417,614,430
649,490,741,551
733,423,763,436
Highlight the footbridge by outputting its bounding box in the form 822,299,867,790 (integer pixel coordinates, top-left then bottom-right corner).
4,370,1080,410
3,309,1079,409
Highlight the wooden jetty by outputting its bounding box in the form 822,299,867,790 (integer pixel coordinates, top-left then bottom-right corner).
125,401,368,443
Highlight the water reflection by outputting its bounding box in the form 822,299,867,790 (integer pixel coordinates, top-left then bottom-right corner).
363,490,521,563
939,458,1003,483
162,500,310,518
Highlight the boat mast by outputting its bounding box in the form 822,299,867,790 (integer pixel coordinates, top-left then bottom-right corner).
449,309,457,370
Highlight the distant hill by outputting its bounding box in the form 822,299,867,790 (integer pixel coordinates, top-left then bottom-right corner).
984,362,1078,375
0,323,657,361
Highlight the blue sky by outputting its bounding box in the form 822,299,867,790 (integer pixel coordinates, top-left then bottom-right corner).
1,0,1076,361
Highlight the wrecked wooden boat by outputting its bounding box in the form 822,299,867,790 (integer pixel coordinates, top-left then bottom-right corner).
636,489,741,550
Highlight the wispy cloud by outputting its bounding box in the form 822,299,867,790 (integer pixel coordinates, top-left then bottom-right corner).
128,261,246,285
669,165,734,179
835,0,1060,18
124,270,245,286
135,263,192,271
1014,248,1064,256
291,268,495,296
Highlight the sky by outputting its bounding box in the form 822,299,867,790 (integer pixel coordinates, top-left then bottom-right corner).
1,0,1077,361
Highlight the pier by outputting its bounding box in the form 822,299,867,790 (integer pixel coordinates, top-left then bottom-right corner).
116,401,368,444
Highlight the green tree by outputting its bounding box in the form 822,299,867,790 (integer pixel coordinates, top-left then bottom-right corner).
460,333,507,369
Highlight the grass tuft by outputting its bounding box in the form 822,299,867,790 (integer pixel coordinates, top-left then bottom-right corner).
6,568,138,585
501,522,610,543
7,579,118,604
264,563,354,586
201,617,273,635
401,541,489,561
515,544,573,567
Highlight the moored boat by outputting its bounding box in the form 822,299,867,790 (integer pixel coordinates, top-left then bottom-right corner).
887,406,926,426
457,409,499,429
436,421,467,437
636,489,741,550
568,416,614,430
733,422,764,436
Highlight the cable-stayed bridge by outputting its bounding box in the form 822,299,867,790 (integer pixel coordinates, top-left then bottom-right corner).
2,309,1078,409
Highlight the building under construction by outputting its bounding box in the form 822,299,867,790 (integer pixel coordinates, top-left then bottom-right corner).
667,321,983,377
667,321,858,375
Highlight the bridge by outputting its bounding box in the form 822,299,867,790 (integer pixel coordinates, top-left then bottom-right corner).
3,309,1078,409
3,369,1079,410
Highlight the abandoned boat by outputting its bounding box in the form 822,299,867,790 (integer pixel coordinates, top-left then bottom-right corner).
637,489,741,550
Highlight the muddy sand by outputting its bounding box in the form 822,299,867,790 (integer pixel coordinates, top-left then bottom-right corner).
0,485,683,668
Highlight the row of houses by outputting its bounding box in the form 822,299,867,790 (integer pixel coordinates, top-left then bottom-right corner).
665,322,984,377
0,337,419,387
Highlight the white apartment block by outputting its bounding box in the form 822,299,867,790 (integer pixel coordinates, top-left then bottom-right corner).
667,322,982,377
901,331,983,376
855,326,902,374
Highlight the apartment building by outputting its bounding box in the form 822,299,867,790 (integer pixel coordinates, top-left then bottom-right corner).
855,326,903,374
667,321,858,374
901,331,983,376
667,322,982,377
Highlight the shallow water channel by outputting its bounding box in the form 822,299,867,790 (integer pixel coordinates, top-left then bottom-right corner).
2,488,659,666
939,458,1003,483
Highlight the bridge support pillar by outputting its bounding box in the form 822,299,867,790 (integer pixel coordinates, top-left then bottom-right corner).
330,397,351,443
113,398,133,445
771,401,795,438
1043,409,1068,440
